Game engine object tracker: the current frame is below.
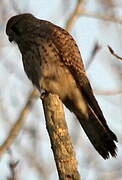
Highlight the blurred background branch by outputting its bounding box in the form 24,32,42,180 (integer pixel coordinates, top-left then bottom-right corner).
79,10,122,24
0,89,37,156
65,0,83,31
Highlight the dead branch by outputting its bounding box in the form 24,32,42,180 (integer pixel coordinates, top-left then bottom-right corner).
0,89,37,156
42,94,80,180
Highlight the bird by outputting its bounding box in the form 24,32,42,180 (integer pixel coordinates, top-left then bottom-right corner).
6,13,117,159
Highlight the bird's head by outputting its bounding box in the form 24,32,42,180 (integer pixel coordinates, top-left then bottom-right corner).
6,13,38,43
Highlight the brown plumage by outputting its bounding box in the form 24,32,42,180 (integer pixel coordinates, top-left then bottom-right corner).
6,13,117,159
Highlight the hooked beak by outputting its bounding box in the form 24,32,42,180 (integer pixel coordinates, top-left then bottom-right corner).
8,35,14,42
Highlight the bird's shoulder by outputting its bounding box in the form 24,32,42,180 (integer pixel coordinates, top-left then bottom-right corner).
39,20,83,65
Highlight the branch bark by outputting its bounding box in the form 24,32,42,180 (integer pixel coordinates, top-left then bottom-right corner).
42,94,80,180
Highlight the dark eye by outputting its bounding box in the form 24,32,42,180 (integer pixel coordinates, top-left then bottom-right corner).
11,26,20,35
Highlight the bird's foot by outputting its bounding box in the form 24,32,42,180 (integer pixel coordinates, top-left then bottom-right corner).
40,89,48,99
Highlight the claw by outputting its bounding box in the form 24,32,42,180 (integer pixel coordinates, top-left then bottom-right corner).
40,89,47,99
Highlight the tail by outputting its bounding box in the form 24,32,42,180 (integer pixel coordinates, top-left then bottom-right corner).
77,105,117,159
64,97,117,159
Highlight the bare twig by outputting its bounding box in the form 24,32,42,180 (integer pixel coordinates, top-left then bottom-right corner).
0,89,37,156
65,0,83,31
42,94,80,180
86,42,101,70
108,45,122,60
7,160,19,180
79,10,122,24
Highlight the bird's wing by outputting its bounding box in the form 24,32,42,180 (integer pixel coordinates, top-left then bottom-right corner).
44,24,116,140
38,23,105,122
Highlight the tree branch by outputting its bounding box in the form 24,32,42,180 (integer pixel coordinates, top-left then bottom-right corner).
42,94,80,180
